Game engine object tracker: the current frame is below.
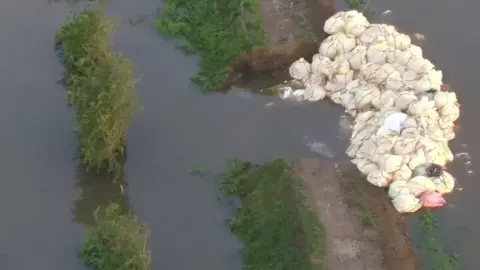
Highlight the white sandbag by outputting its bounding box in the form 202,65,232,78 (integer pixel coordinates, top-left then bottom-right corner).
376,112,407,135
408,149,427,170
375,89,398,109
439,103,460,122
330,91,342,104
344,13,370,37
393,137,417,155
376,134,398,154
434,91,449,108
424,147,446,166
443,128,456,141
345,45,368,70
403,116,418,128
354,84,381,108
355,110,376,123
324,12,346,34
401,127,421,139
340,91,356,110
388,180,410,198
408,96,434,116
359,25,384,45
352,158,378,175
392,193,422,213
406,175,437,196
407,58,434,74
378,154,405,173
408,44,423,58
367,170,391,187
352,125,376,146
438,142,454,162
386,33,411,51
394,50,415,66
393,63,408,76
304,83,326,101
367,42,391,64
319,35,339,59
392,164,413,182
324,81,339,93
311,54,328,75
385,69,404,91
437,171,456,194
418,136,438,151
356,138,378,159
446,92,458,104
346,142,361,158
319,34,356,59
305,73,326,87
427,69,443,90
360,63,383,82
427,129,447,144
402,70,419,89
395,92,418,110
414,74,435,94
332,70,355,89
289,58,311,80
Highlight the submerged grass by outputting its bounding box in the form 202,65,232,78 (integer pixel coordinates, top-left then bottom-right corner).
221,159,326,270
415,211,459,270
155,0,267,91
80,203,151,270
55,6,138,174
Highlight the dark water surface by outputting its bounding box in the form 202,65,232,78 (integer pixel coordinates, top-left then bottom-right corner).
0,0,344,269
365,1,479,269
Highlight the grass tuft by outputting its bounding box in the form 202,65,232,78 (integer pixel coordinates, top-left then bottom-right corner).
80,203,151,270
55,5,138,174
155,0,267,91
221,159,325,270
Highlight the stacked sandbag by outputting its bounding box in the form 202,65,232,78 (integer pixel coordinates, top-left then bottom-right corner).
288,10,460,213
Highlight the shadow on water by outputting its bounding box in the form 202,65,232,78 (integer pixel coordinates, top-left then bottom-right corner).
73,165,130,226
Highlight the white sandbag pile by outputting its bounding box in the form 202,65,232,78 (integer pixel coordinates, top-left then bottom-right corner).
288,10,460,213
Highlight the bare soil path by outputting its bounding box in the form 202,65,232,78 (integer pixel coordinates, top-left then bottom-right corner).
295,159,420,270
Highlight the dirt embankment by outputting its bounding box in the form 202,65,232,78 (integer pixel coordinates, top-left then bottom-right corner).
230,0,337,88
296,159,420,270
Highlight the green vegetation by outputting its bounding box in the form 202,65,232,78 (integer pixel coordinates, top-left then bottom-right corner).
221,159,326,270
189,166,206,177
155,0,267,91
55,6,138,173
415,211,459,270
346,0,373,18
80,203,151,270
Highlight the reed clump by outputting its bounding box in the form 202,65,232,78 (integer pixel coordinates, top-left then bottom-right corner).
55,6,138,173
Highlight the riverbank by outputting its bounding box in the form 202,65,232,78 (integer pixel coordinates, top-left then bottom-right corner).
155,0,336,91
222,158,420,269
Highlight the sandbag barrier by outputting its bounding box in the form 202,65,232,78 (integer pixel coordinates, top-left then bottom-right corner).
288,11,459,213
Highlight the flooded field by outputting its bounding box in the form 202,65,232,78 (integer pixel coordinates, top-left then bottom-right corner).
0,0,477,269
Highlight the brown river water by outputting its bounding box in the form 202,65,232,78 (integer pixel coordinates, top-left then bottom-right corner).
0,0,476,269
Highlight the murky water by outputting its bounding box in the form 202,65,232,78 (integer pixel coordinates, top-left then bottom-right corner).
3,0,475,268
0,0,346,269
363,1,479,269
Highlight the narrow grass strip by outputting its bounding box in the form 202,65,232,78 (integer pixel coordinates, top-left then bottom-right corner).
80,203,151,270
221,159,326,270
155,0,267,91
55,6,138,173
415,211,459,270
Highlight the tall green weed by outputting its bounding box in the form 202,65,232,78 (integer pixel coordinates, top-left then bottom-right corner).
56,6,138,173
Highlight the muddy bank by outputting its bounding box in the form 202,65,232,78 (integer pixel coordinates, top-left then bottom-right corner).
295,159,420,270
230,0,337,88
